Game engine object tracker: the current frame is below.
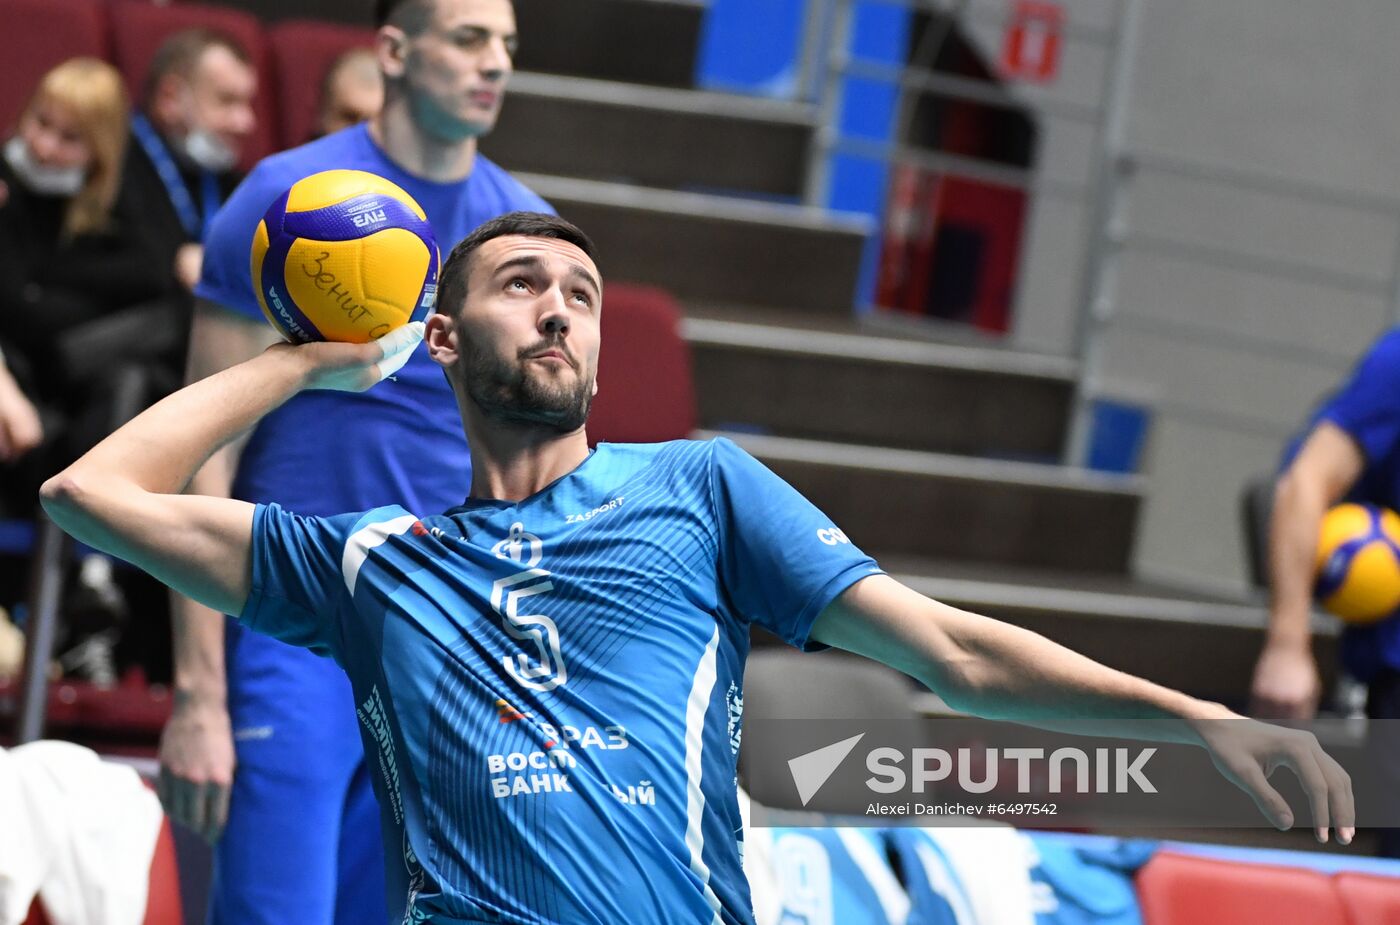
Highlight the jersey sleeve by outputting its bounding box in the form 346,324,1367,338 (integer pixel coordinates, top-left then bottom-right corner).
239,501,384,661
193,162,283,320
708,438,883,650
1318,330,1400,464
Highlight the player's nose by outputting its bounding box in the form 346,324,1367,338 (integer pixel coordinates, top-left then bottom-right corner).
538,290,570,336
30,132,58,163
481,36,512,81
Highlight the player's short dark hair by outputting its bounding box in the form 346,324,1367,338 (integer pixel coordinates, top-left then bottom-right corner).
438,212,598,317
143,28,251,109
375,0,433,30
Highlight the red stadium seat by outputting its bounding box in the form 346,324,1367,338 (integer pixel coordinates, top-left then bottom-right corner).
1335,871,1400,925
143,816,184,925
268,19,377,149
107,0,277,169
587,283,698,444
0,0,109,135
1136,851,1346,925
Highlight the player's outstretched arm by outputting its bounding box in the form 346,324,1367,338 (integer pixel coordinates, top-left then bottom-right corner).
40,325,424,616
810,574,1355,844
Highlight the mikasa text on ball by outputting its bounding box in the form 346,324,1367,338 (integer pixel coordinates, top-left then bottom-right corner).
250,169,439,344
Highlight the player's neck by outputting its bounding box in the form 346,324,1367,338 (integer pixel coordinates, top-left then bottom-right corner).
369,105,478,183
465,420,592,503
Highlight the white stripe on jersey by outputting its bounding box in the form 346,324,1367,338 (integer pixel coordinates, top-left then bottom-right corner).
342,514,418,595
684,625,724,924
836,829,912,925
912,840,977,925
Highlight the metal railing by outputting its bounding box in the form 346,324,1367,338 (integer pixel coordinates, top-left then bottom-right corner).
795,0,1141,401
798,0,1135,211
793,0,1400,469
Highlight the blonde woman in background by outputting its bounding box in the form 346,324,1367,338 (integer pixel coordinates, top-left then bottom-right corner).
0,60,189,687
1,57,177,358
0,58,182,495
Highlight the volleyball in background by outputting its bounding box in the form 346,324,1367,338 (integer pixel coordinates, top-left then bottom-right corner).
1314,502,1400,625
251,169,439,344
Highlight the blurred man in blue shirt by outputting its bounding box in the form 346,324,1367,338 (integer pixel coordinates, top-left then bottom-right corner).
1251,329,1400,855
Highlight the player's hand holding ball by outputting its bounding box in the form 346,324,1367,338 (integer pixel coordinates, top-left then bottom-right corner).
272,321,425,394
250,169,439,346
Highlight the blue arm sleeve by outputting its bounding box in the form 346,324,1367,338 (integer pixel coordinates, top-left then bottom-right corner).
1318,330,1400,465
709,438,883,650
193,163,282,320
239,502,371,661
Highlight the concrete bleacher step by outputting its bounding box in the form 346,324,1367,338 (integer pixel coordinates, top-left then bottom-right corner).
521,174,870,315
484,73,815,197
512,0,703,87
705,431,1142,573
880,557,1340,706
683,314,1077,458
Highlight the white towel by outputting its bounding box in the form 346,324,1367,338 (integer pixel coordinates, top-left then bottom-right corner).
0,741,163,925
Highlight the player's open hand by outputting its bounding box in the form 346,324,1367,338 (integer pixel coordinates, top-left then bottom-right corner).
278,321,425,393
158,691,237,843
1197,713,1354,844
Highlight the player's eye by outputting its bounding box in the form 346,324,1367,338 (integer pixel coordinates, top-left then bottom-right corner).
507,277,530,292
453,28,489,50
571,291,592,308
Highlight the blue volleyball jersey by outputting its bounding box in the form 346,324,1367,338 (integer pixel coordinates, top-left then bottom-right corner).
1283,327,1400,678
883,829,977,925
239,438,883,924
759,828,913,925
195,122,552,515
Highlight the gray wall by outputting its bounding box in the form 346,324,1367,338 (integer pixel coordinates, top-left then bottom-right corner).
1116,0,1400,591
968,0,1400,592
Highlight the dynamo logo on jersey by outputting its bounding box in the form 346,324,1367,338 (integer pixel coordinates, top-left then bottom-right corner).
490,523,568,692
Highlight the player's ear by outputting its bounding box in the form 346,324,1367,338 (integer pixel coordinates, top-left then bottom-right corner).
425,312,458,368
376,25,409,80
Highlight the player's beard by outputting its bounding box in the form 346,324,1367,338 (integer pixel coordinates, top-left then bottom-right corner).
457,331,593,433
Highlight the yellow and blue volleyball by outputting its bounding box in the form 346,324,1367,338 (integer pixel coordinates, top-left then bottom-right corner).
250,169,439,344
1314,502,1400,625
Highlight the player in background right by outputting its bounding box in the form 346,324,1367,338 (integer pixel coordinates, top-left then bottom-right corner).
1250,327,1400,856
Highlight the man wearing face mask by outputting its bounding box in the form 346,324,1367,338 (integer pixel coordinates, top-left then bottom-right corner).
123,29,257,301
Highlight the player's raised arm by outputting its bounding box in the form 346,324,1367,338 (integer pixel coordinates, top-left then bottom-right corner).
809,573,1355,844
39,325,424,616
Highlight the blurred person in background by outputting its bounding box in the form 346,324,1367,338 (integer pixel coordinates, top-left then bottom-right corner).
158,1,548,921
0,57,181,686
1251,329,1400,856
0,58,171,503
126,28,256,302
315,46,383,139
